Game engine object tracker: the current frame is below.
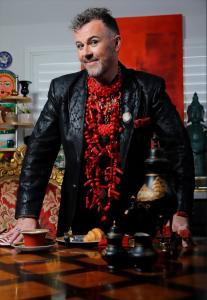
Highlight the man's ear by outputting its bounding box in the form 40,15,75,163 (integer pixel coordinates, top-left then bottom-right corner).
114,35,121,52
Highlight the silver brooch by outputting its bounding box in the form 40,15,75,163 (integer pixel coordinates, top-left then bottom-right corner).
122,112,132,124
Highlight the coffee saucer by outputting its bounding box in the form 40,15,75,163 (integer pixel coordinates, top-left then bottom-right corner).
12,241,56,253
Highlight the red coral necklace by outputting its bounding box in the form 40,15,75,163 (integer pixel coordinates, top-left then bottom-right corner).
84,74,123,222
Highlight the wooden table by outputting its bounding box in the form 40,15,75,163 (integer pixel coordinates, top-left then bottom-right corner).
0,237,207,300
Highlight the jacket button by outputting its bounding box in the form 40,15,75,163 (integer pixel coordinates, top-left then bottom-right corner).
72,184,77,188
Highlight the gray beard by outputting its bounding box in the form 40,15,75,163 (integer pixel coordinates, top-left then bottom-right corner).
85,65,103,78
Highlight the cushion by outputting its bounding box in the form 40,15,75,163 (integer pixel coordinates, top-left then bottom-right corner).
0,179,61,237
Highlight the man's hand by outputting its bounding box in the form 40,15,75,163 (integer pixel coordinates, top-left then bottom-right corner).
0,218,38,245
172,214,191,247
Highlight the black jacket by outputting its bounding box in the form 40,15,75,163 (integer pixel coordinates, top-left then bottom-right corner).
15,64,195,236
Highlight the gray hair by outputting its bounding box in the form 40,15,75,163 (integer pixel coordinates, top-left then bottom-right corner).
71,7,120,35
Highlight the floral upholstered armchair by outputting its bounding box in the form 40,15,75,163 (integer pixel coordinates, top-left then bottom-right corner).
0,144,63,238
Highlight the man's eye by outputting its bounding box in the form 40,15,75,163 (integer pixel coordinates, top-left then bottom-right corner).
76,44,83,50
90,40,98,46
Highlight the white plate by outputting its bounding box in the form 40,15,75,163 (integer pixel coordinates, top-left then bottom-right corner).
56,235,99,246
12,242,55,252
0,51,13,68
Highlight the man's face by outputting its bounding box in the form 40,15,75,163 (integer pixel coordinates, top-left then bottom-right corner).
74,20,121,83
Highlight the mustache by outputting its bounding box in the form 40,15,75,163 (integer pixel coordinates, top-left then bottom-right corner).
82,58,98,63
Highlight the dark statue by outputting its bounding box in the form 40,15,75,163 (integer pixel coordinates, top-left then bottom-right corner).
186,92,207,177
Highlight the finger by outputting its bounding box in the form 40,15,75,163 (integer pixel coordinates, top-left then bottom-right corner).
0,228,7,235
12,234,24,245
8,228,22,244
165,220,170,227
0,231,10,238
171,224,177,233
182,239,189,248
1,227,18,238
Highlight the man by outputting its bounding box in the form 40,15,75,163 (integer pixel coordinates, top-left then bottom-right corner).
1,8,194,245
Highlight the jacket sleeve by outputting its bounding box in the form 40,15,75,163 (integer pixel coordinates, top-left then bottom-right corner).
15,79,61,219
150,78,195,216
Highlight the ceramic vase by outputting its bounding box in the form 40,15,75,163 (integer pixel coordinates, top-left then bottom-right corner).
19,80,32,97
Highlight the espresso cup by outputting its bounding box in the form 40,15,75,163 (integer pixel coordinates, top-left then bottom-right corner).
21,229,49,247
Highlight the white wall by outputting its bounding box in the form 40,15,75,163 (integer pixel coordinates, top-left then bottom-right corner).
0,0,206,79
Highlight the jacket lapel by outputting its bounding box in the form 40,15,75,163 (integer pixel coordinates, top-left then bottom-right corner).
120,68,141,170
67,72,87,161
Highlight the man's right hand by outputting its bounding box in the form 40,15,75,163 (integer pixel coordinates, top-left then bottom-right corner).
0,217,38,245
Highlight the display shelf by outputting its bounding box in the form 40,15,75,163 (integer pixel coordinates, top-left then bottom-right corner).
0,95,31,103
0,122,33,127
16,123,33,127
0,148,16,152
0,95,33,153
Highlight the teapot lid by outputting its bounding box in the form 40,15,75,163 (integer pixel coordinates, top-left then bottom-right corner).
107,220,122,239
145,134,170,173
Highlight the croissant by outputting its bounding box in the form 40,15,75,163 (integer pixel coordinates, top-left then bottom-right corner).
83,228,105,242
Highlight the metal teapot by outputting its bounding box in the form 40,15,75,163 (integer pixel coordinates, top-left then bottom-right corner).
125,134,176,236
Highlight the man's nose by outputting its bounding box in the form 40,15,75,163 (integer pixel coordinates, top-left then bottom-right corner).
85,53,93,60
82,46,93,59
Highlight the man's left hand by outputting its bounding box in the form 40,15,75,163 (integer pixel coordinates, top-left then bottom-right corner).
172,214,191,247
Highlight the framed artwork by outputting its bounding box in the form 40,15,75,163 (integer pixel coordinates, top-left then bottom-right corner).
116,14,184,120
0,70,17,98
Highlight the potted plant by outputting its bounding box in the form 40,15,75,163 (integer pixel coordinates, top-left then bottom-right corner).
18,103,33,124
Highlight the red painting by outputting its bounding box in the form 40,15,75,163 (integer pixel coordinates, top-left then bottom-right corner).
116,15,184,120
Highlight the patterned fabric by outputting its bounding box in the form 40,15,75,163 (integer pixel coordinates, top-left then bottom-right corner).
39,183,61,238
0,179,61,237
0,179,18,232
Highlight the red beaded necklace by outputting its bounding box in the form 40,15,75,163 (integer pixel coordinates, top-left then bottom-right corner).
84,74,123,222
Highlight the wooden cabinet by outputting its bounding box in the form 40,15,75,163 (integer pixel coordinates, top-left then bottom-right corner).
192,190,207,237
0,95,33,151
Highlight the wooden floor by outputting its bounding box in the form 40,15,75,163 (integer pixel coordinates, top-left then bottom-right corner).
0,237,207,300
